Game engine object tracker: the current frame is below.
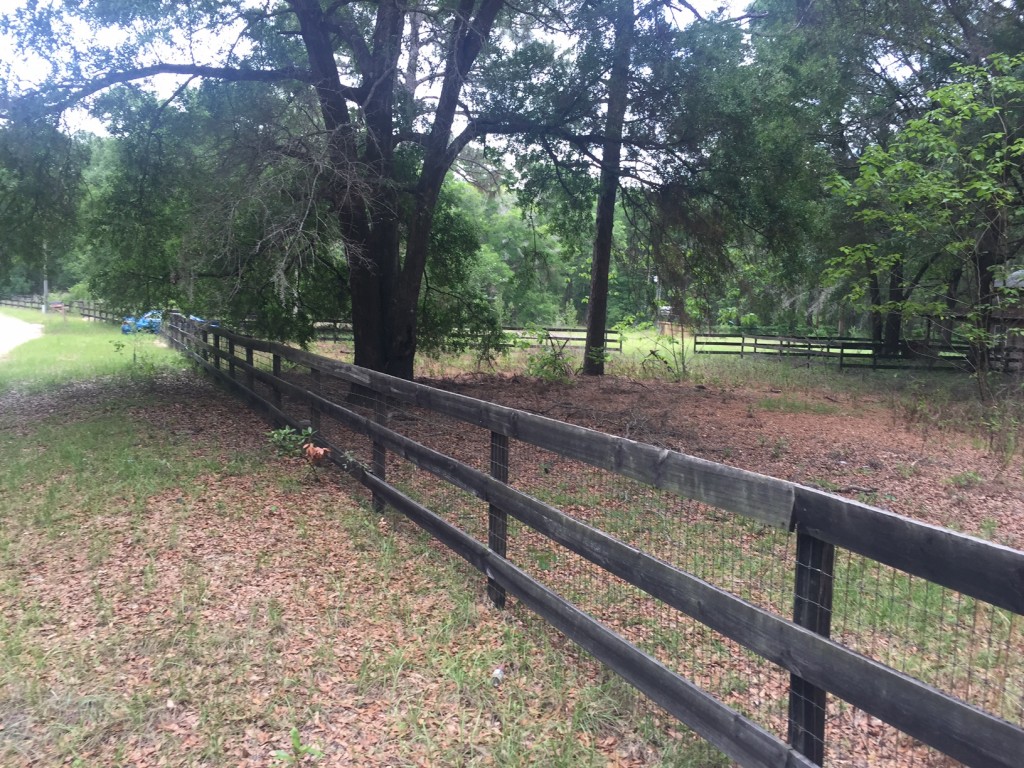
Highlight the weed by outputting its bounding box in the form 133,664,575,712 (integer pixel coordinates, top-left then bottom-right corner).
808,477,841,492
643,325,689,381
525,332,577,383
271,727,323,766
268,426,314,458
946,470,983,489
896,463,920,479
855,490,878,505
770,437,789,460
984,403,1021,465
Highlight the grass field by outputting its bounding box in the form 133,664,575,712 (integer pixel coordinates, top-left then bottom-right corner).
0,308,185,394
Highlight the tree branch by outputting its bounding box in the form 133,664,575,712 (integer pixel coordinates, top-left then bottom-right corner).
31,64,321,116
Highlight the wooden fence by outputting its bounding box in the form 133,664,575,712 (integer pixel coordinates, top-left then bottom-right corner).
694,332,1024,372
73,300,121,324
163,314,1024,768
311,323,624,352
694,332,965,370
0,295,46,310
0,296,122,324
503,326,623,353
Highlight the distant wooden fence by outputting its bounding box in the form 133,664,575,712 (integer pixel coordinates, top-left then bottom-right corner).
164,314,1023,768
693,332,967,370
312,323,624,353
694,332,1023,372
0,296,122,324
0,295,45,310
503,326,623,353
72,300,121,324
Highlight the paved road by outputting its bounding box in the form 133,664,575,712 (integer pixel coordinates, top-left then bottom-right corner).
0,312,43,359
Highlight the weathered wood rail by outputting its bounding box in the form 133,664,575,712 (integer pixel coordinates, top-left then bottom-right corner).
688,333,991,372
165,314,1024,768
310,323,625,353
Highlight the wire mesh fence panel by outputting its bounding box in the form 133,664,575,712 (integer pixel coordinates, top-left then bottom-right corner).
839,553,1023,724
821,546,1024,767
501,443,794,746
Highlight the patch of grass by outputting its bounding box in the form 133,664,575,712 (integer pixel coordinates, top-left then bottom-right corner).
807,477,841,492
946,470,984,489
0,309,185,395
0,410,222,538
756,396,840,415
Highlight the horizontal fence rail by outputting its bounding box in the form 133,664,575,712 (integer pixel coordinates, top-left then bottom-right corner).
693,332,1024,373
309,323,625,352
0,296,122,324
502,327,623,353
164,314,1024,767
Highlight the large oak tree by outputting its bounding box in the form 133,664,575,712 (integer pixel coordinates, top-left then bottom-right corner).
3,0,580,378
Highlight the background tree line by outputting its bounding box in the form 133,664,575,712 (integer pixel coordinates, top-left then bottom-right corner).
1,0,1021,377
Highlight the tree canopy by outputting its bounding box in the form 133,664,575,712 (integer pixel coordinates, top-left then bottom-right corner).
832,54,1024,369
2,0,1023,377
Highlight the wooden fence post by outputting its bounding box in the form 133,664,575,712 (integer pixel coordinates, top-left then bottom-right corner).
213,333,221,370
309,367,321,433
487,431,510,608
245,345,255,399
227,339,236,379
272,354,282,410
788,530,836,765
201,330,209,363
372,397,387,514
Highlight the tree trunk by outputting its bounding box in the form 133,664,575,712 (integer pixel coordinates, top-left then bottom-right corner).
883,263,904,356
583,0,633,376
352,0,504,380
868,272,883,344
941,265,963,346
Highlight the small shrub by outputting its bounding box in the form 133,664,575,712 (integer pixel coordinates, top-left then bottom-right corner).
268,426,314,458
526,332,575,383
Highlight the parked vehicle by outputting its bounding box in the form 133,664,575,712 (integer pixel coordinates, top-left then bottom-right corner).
121,310,163,334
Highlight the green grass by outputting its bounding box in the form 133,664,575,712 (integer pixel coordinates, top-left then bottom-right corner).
0,308,185,394
756,396,840,415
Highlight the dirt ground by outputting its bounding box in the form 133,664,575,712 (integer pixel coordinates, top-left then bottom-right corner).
0,313,43,358
418,372,1024,550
